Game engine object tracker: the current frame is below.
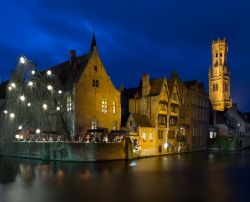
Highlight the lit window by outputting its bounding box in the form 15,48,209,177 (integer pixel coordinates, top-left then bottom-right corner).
149,133,153,142
112,101,116,114
158,130,163,139
67,97,73,112
91,120,98,129
101,100,108,113
112,121,117,130
93,79,99,87
142,132,146,142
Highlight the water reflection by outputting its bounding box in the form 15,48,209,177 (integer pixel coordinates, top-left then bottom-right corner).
1,152,250,202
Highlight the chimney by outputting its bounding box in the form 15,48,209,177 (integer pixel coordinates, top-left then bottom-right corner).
142,74,150,96
70,50,76,64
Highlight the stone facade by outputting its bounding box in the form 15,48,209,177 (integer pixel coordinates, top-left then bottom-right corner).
47,35,121,136
74,44,121,136
209,38,232,111
185,81,210,151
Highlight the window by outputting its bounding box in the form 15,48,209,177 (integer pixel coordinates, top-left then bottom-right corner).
112,101,116,114
213,83,219,92
93,79,99,87
173,92,178,101
94,65,97,72
158,130,163,139
66,97,73,112
101,100,108,113
171,104,178,113
158,115,167,125
169,116,177,126
91,120,98,129
142,132,146,142
224,84,228,92
216,52,218,58
112,121,117,130
129,121,133,126
220,52,223,57
149,133,153,142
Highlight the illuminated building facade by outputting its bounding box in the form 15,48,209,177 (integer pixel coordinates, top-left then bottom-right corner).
209,38,232,111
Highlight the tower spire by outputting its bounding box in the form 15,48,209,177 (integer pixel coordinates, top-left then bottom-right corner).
90,32,97,51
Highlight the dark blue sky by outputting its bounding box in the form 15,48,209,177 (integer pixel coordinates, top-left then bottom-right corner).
0,0,250,111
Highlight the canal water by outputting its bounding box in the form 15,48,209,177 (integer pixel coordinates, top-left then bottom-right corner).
1,151,250,202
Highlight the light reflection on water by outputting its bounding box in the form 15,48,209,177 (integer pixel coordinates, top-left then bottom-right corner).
1,151,250,202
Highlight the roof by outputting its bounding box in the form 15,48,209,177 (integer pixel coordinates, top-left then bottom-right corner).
46,53,91,91
0,80,8,99
131,113,153,127
149,78,165,96
122,77,165,99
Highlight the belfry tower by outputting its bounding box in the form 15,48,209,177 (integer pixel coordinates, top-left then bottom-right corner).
209,38,232,111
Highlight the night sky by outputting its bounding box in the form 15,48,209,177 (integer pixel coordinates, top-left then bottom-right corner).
0,0,250,111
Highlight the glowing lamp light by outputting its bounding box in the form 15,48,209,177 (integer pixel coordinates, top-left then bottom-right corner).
42,104,48,110
27,102,31,107
31,70,35,75
28,81,33,87
20,95,26,102
10,83,16,88
3,110,8,114
19,56,26,64
8,86,12,91
18,125,22,130
56,107,60,111
36,129,41,134
47,70,52,76
58,90,62,94
15,134,20,139
9,113,15,119
164,143,169,149
47,85,53,91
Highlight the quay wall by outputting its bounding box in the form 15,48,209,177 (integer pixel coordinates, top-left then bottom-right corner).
0,141,133,161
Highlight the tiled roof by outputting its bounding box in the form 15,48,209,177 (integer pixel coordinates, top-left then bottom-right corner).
149,78,165,96
46,53,90,91
123,77,165,99
131,113,153,127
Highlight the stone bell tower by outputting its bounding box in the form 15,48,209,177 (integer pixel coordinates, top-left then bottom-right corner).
208,38,232,111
